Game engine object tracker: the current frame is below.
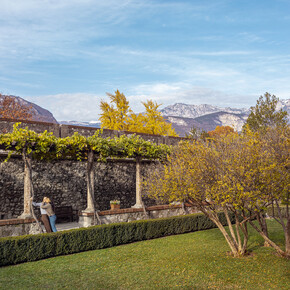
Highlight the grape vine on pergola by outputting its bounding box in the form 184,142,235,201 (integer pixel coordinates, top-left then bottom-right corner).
0,123,170,231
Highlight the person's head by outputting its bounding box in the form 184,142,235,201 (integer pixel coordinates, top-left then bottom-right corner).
43,197,51,203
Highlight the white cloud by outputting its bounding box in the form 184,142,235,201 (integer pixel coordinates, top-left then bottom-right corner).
27,93,102,121
128,83,253,110
1,0,289,121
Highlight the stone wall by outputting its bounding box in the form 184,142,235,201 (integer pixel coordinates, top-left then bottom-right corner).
0,118,60,136
0,118,185,145
0,154,161,219
0,218,40,237
80,204,199,226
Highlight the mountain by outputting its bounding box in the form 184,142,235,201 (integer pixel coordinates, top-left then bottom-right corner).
61,99,289,136
59,121,101,128
161,100,290,136
161,103,250,136
160,103,250,119
166,112,248,136
277,99,290,117
0,95,57,123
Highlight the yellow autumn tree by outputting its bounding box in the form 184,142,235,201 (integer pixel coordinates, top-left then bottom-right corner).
139,100,178,136
246,125,289,257
144,129,288,257
144,135,248,256
99,90,178,136
99,90,131,130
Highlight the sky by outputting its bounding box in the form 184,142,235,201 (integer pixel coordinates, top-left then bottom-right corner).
1,0,290,121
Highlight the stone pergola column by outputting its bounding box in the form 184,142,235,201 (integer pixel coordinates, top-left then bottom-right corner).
83,150,95,213
18,153,33,219
80,150,101,227
132,157,143,208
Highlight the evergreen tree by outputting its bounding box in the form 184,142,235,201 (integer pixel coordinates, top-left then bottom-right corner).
243,92,288,132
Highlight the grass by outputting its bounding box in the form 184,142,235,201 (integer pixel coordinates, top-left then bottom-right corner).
0,219,289,289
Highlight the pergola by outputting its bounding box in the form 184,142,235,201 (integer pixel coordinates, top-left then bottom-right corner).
0,124,170,231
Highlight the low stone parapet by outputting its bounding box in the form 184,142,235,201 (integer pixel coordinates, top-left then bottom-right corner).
0,218,41,237
79,204,199,227
0,204,200,237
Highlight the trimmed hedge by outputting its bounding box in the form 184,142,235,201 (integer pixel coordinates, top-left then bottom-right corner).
266,206,288,218
0,212,233,267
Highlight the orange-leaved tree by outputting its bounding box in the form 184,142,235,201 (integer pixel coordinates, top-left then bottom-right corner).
0,94,34,120
208,125,236,138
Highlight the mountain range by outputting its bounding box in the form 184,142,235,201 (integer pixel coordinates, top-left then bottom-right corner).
161,100,289,136
160,104,249,135
1,95,289,136
59,120,101,128
57,98,290,136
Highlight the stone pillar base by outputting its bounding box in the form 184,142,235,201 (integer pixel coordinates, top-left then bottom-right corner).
18,213,33,219
78,211,95,227
131,203,143,209
82,208,95,214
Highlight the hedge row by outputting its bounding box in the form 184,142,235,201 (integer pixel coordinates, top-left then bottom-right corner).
0,212,233,267
266,206,288,218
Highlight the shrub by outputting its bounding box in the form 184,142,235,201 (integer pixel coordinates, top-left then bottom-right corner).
0,212,233,267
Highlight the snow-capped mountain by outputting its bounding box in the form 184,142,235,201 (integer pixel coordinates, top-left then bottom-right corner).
59,121,101,128
161,99,289,136
277,99,290,117
160,103,250,119
166,112,248,136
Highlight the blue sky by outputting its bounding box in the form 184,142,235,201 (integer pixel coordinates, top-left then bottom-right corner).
1,0,290,121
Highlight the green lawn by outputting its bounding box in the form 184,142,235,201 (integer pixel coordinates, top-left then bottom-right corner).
0,220,289,289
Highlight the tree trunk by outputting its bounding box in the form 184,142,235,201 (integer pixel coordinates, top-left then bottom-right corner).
224,208,238,249
141,201,149,219
236,216,248,255
202,209,240,257
20,152,43,232
214,218,240,256
19,152,33,219
241,223,248,255
235,216,242,251
286,200,290,256
249,220,286,257
189,201,247,257
257,212,270,247
132,157,143,208
30,185,44,233
285,217,290,257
